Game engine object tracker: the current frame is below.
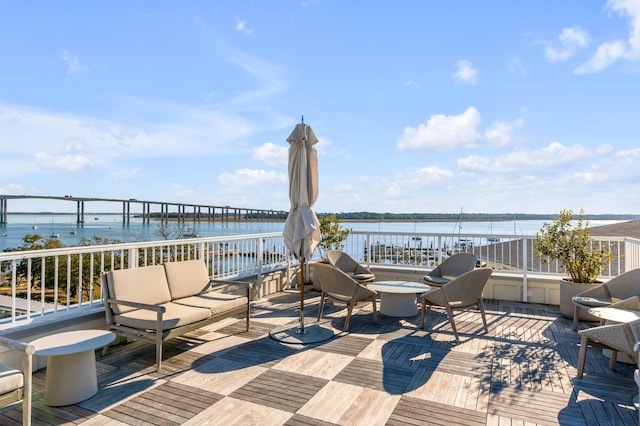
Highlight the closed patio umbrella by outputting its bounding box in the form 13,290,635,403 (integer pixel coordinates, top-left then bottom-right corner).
270,119,334,344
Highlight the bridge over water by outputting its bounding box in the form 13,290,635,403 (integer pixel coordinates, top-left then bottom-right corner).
0,195,287,225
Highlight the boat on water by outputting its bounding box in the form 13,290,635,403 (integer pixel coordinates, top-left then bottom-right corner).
50,220,59,238
182,229,200,238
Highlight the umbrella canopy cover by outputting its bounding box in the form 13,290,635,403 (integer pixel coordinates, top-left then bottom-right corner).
283,123,321,260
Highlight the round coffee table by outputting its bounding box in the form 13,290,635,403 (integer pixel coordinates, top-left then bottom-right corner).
368,281,431,317
32,329,115,406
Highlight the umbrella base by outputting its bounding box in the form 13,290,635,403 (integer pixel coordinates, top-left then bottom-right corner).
269,322,334,344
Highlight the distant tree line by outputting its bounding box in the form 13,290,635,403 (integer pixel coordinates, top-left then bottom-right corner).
316,212,640,221
219,211,640,221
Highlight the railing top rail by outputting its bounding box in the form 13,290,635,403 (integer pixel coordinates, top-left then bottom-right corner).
0,231,283,260
351,230,630,242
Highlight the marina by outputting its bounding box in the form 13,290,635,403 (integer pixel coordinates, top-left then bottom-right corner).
0,213,627,252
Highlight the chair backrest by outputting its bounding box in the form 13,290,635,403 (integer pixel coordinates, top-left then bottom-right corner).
327,250,360,274
434,253,478,278
313,263,373,300
604,268,640,300
438,268,493,307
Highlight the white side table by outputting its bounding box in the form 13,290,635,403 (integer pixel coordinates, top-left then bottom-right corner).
31,330,115,406
368,281,431,317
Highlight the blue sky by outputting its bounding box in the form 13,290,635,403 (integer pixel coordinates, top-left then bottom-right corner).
1,1,639,215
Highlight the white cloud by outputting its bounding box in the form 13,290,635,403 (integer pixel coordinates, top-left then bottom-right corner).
453,60,478,85
313,136,333,157
458,141,594,173
398,107,524,151
403,79,422,88
545,27,590,62
507,56,526,76
235,20,253,35
484,121,514,146
252,142,288,167
61,50,88,75
34,152,94,171
218,168,286,188
167,183,196,199
0,183,25,194
397,107,482,150
575,40,627,73
575,0,640,73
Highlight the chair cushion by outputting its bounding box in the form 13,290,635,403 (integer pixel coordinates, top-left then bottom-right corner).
107,265,172,314
351,273,375,283
0,363,23,395
423,276,450,285
164,260,211,300
114,302,211,331
173,292,248,315
572,296,611,308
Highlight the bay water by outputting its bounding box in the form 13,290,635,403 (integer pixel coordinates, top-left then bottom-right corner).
0,214,625,252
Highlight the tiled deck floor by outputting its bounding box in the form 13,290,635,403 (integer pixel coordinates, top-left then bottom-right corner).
3,289,638,425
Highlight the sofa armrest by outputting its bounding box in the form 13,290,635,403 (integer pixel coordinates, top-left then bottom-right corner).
0,336,34,426
209,279,253,290
104,298,166,313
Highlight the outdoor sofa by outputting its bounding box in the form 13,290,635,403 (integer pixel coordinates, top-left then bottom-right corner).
103,259,251,371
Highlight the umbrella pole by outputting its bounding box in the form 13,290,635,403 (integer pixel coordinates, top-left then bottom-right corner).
299,257,306,333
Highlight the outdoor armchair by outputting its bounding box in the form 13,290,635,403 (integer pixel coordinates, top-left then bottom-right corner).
577,316,640,379
420,268,493,341
572,268,640,331
314,263,377,331
0,336,34,426
326,250,375,284
423,252,477,286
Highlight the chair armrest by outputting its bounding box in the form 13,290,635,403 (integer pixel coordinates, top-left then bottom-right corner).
104,298,166,313
575,285,609,300
0,336,35,355
609,295,640,311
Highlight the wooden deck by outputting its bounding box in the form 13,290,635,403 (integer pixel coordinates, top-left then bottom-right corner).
2,289,638,425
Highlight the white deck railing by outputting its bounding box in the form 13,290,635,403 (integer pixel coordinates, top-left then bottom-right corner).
0,232,289,329
342,231,640,278
1,230,639,330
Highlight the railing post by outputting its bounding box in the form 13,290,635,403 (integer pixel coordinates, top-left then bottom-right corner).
522,237,528,302
128,248,138,268
256,237,264,298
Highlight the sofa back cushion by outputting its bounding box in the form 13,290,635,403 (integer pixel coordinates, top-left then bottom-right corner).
164,260,211,300
106,265,172,314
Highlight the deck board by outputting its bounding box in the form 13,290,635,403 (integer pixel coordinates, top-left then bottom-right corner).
3,290,638,425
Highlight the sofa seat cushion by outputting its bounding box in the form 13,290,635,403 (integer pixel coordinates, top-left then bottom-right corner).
114,302,211,331
164,260,212,300
0,363,23,395
107,265,172,314
174,292,248,315
572,296,611,308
